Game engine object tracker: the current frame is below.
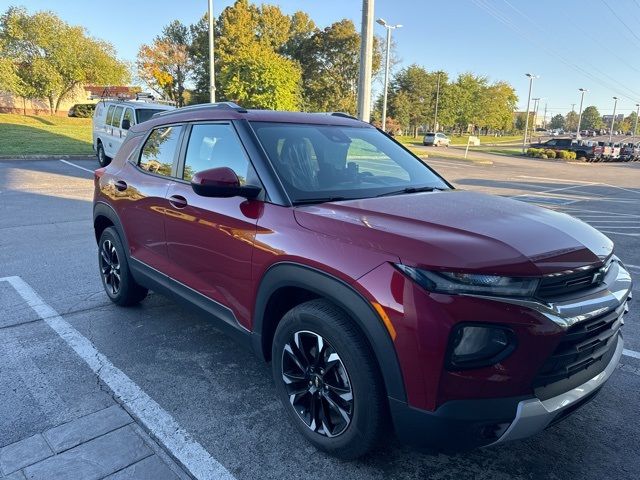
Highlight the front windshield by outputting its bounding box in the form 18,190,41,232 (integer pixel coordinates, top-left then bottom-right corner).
136,109,167,124
250,122,449,203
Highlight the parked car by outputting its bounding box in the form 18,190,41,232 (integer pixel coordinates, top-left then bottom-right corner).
92,100,174,167
423,132,451,147
530,138,603,160
93,103,632,459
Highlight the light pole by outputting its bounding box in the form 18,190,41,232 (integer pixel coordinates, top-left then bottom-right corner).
522,73,537,153
433,71,441,131
609,96,618,143
576,88,587,139
377,18,402,132
357,0,375,122
208,0,215,103
633,103,640,144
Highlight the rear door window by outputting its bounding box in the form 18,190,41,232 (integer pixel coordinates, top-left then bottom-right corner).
111,106,124,127
138,125,183,177
105,105,115,126
122,108,134,129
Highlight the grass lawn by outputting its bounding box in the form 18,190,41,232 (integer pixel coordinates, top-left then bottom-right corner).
0,113,93,155
397,134,523,146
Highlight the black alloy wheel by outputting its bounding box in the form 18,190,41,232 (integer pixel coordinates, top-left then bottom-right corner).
281,330,354,438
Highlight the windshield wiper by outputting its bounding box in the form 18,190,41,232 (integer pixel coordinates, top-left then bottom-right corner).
292,196,350,205
376,186,446,198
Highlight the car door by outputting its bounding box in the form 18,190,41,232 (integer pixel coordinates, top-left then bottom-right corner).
105,105,124,157
112,107,134,154
164,122,261,328
112,124,184,272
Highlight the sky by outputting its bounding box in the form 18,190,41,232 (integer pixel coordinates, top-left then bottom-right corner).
3,0,640,121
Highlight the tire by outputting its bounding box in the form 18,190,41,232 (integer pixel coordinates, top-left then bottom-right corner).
272,299,387,460
98,227,148,306
97,141,111,167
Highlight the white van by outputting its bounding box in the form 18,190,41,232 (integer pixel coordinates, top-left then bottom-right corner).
92,100,175,166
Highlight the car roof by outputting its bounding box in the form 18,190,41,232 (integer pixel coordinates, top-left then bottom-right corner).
129,103,373,133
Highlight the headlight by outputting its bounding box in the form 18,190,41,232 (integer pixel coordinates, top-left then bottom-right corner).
395,265,539,297
447,324,515,369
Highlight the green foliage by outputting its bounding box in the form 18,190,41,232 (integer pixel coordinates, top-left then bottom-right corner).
580,106,603,130
69,103,96,117
219,43,301,110
0,7,129,114
137,20,191,106
544,149,557,158
549,114,565,130
565,111,578,132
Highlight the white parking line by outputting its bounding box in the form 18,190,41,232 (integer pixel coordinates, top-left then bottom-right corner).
0,275,236,480
513,183,598,198
623,349,640,360
625,264,640,271
516,175,596,184
59,159,94,174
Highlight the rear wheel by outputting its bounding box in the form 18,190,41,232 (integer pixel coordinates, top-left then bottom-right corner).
98,227,147,306
97,142,111,167
272,299,386,459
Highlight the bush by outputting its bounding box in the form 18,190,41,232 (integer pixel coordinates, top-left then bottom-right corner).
566,150,577,160
555,150,577,160
526,148,540,157
544,149,557,159
68,103,96,118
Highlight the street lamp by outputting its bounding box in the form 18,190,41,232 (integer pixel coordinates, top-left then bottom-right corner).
576,88,587,139
609,96,619,143
208,0,215,103
377,18,402,132
522,73,538,153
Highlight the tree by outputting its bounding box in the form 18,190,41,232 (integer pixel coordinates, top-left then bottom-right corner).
219,42,301,110
549,114,565,130
386,65,437,136
295,19,380,114
477,81,517,132
137,20,191,106
565,111,579,132
0,7,129,114
625,111,639,135
580,106,603,130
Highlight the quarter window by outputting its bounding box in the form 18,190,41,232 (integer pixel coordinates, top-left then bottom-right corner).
139,125,183,177
122,108,134,128
182,124,253,184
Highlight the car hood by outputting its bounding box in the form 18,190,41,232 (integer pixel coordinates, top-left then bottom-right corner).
293,190,613,276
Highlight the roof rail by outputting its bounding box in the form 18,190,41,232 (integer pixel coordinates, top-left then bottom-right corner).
152,101,247,118
330,112,359,121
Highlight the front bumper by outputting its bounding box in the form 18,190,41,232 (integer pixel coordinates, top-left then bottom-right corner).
390,334,623,451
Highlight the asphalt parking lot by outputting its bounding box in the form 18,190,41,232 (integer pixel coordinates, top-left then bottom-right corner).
1,154,639,479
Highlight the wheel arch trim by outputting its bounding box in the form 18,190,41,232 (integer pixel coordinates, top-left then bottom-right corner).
252,262,407,402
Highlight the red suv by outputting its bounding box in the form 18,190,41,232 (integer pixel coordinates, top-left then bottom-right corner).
93,103,632,459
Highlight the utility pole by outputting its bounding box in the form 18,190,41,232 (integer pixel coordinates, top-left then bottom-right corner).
571,103,576,112
522,73,537,153
208,0,216,103
357,0,375,122
576,88,587,139
633,103,640,144
532,97,541,135
433,72,441,131
609,96,618,143
377,18,402,131
543,102,548,129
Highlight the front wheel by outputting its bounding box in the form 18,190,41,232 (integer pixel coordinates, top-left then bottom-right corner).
272,299,387,459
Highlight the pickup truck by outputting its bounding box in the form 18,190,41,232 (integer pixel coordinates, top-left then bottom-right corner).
530,138,603,160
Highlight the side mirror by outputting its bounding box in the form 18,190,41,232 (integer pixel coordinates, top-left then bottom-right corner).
122,119,131,130
191,167,261,199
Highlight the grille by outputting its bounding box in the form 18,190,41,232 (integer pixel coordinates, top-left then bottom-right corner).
533,299,626,394
536,266,602,300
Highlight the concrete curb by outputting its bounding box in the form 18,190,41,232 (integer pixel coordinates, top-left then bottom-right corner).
0,154,95,160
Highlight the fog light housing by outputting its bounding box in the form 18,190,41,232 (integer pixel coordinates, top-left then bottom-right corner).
447,324,516,370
